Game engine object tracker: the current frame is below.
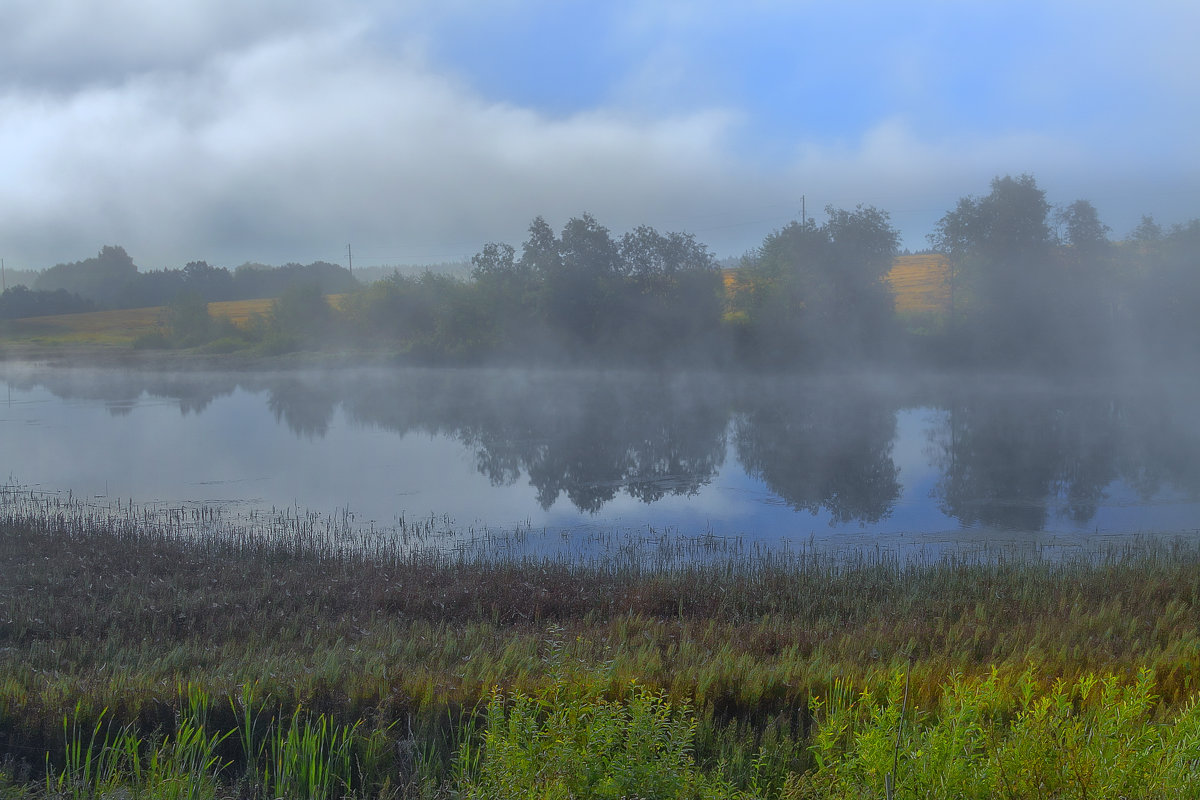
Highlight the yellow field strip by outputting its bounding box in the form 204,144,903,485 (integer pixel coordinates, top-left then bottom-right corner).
0,298,282,344
887,254,949,314
723,255,950,315
2,256,949,346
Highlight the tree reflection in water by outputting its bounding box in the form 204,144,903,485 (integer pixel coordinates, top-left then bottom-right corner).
930,384,1200,529
7,366,1200,530
734,386,901,524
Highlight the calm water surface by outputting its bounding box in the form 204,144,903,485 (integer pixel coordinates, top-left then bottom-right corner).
3,364,1199,553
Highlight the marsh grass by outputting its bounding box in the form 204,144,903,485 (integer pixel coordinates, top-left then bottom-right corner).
2,484,1200,796
45,696,229,800
788,666,1200,799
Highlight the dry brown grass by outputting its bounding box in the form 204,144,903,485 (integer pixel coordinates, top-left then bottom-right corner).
0,306,164,345
722,256,950,317
887,254,949,314
0,296,343,345
206,297,276,326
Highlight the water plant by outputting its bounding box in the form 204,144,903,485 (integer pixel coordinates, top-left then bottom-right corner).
789,666,1200,799
460,668,739,799
3,484,1200,797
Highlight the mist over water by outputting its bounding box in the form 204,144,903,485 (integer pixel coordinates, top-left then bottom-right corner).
4,364,1199,555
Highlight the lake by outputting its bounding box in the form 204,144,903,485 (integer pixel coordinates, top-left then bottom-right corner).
3,364,1199,556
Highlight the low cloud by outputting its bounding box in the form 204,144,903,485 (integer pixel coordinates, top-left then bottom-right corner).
1,21,756,268
1,2,1197,270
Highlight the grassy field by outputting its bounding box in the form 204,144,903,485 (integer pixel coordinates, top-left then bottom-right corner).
0,298,277,347
723,254,949,316
887,254,949,314
1,488,1198,797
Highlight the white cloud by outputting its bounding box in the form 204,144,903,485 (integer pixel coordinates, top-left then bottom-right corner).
0,0,345,88
0,19,754,267
0,2,1197,269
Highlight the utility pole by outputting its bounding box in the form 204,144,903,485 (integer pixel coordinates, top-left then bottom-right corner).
346,244,353,276
1,258,5,292
801,195,806,227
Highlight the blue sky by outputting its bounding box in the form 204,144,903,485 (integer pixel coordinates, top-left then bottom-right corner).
1,0,1197,269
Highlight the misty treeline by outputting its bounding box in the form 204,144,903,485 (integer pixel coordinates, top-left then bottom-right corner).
335,175,1199,368
0,245,357,320
341,213,726,362
261,174,1200,368
4,173,1199,368
929,175,1200,366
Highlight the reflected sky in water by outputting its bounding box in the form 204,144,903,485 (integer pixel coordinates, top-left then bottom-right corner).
3,365,1199,550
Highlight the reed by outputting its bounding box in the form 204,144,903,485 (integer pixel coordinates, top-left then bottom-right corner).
3,484,1200,796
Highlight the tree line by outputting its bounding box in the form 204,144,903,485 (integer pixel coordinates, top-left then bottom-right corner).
333,176,1200,369
4,174,1198,369
0,245,357,320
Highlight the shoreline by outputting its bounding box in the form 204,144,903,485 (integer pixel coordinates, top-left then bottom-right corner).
2,492,1199,795
0,340,410,371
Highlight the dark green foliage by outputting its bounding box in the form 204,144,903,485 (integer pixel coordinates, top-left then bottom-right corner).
20,184,1200,370
337,214,724,364
0,286,94,320
34,245,137,308
155,290,258,351
165,290,214,347
27,245,357,314
927,175,1132,368
1125,218,1200,360
233,261,358,301
270,283,332,343
341,272,493,360
513,214,724,362
735,206,899,364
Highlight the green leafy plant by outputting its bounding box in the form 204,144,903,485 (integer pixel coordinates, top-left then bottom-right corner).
461,668,740,800
787,666,1200,799
261,709,360,800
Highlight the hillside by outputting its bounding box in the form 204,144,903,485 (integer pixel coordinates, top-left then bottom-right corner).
0,297,277,346
722,253,950,315
888,253,949,314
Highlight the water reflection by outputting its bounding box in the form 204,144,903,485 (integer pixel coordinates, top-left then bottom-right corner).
929,384,1200,530
267,379,339,438
734,386,900,524
4,365,1200,532
340,371,729,513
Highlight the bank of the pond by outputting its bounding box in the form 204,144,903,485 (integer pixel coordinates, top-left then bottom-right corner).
2,491,1199,797
0,340,413,371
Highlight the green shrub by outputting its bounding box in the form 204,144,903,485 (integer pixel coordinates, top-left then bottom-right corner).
198,336,247,354
255,332,300,355
787,666,1200,799
131,330,170,349
166,291,214,347
461,669,741,800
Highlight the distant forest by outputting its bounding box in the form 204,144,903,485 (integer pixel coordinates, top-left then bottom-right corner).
3,174,1198,369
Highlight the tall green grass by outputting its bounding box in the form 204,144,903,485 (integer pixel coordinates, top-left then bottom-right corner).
45,694,229,800
36,686,397,800
788,666,1200,799
3,485,1200,796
